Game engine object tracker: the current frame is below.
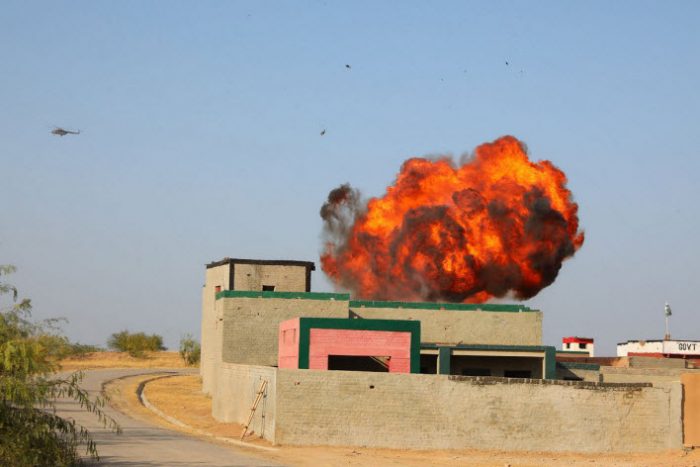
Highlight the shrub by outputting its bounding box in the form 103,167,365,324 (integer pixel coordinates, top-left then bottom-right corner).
179,334,201,366
107,330,165,358
0,265,119,465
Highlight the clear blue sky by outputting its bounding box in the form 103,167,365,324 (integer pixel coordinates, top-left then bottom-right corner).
1,1,698,354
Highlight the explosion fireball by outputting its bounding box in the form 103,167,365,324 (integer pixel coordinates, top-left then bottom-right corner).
320,135,584,303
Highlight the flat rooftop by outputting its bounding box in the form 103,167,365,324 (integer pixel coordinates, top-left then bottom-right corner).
215,290,535,312
206,257,316,270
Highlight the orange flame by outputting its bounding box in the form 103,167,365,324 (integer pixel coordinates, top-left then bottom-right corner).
320,136,584,303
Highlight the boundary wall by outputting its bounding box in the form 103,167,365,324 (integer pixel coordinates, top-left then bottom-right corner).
213,363,683,452
213,363,278,442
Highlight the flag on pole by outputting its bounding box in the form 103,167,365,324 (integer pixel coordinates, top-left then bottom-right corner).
664,302,672,317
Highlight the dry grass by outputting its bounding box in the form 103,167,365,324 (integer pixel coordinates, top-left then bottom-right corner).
145,375,268,443
59,351,190,371
108,374,700,467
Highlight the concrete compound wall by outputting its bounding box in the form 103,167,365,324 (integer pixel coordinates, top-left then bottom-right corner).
212,363,278,443
556,365,600,382
212,363,683,452
600,366,700,384
350,305,542,346
628,356,688,369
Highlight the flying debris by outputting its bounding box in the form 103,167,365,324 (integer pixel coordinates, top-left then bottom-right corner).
505,60,510,66
51,127,80,137
345,64,351,69
320,129,326,136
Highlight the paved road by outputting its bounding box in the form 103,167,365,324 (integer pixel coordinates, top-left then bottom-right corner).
54,368,281,466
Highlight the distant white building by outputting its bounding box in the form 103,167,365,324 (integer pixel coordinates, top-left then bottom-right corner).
562,336,594,356
617,339,700,358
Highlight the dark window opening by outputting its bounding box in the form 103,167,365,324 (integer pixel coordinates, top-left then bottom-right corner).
327,355,389,372
461,368,491,376
262,285,275,291
420,354,438,374
578,343,587,349
504,370,532,379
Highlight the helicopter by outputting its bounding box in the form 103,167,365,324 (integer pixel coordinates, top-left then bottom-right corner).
51,127,80,137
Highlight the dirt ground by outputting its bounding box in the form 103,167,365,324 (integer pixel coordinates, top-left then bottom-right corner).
59,351,189,370
105,372,700,467
58,352,187,371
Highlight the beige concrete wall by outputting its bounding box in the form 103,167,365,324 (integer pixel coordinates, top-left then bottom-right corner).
273,370,683,452
200,263,230,395
233,263,308,292
682,373,700,447
600,367,700,384
556,366,600,382
212,363,277,443
628,356,687,369
221,297,349,366
351,306,542,346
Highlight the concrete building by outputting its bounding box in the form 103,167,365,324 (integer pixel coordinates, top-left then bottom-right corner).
562,336,594,356
617,339,700,359
200,258,315,394
200,256,700,452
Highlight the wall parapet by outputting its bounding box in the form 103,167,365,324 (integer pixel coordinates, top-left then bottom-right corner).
350,300,534,312
216,290,350,301
447,374,649,389
557,361,602,371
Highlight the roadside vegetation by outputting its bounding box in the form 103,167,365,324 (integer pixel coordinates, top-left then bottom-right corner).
0,265,119,466
179,334,201,366
107,330,166,357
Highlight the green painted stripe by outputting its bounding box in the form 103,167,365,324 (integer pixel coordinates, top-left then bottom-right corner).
544,346,557,380
557,350,590,355
438,347,452,375
422,343,553,352
410,324,421,374
349,300,533,312
298,319,311,369
298,317,419,333
216,290,350,301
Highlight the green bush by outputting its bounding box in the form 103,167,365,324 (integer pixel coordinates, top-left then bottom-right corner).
34,334,104,361
179,334,201,366
107,330,165,358
0,264,120,465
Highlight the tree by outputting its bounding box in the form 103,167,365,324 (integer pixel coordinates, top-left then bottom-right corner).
0,265,119,466
179,334,201,366
107,330,166,357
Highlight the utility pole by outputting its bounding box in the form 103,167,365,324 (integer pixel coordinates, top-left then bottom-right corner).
664,302,672,340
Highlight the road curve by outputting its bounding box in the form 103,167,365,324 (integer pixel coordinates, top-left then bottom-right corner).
54,368,281,466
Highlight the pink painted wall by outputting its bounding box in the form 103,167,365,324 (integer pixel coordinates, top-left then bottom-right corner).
278,317,300,369
309,329,411,373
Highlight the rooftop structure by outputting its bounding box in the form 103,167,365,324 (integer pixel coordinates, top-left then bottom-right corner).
562,336,595,357
617,339,700,359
